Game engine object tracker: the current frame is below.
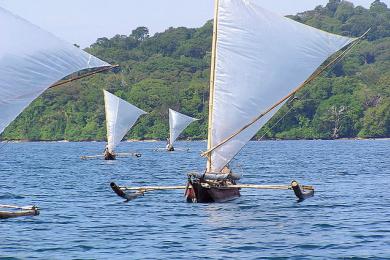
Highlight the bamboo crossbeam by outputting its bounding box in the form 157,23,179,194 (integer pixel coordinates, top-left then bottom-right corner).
120,185,187,191
117,184,314,192
116,152,141,157
80,155,104,159
154,147,190,152
231,184,314,190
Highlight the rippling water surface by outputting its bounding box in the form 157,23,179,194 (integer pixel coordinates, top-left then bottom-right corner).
0,140,389,259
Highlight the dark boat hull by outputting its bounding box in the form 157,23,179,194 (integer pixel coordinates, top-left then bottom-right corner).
104,152,116,160
186,181,240,203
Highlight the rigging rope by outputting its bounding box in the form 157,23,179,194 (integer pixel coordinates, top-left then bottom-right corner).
258,31,364,140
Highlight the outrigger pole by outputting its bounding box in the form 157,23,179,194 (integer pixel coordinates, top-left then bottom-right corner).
110,180,314,202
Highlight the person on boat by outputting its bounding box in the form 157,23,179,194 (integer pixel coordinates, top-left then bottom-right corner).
221,166,232,174
221,165,238,185
166,138,174,152
104,145,116,160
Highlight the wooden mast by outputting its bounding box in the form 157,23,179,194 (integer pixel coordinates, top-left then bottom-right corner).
103,90,110,153
206,0,220,172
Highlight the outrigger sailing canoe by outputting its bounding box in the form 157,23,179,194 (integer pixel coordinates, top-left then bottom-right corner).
81,90,147,160
166,108,198,151
102,90,146,160
0,7,114,216
111,0,368,203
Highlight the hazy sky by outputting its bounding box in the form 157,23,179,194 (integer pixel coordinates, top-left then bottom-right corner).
0,0,388,47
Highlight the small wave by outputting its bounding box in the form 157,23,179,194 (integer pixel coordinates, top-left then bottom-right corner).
0,193,24,199
294,244,321,249
313,223,336,228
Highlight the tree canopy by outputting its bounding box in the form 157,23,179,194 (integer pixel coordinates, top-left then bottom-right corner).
2,0,389,141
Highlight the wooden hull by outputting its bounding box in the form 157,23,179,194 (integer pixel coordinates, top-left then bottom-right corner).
104,152,116,160
186,181,240,203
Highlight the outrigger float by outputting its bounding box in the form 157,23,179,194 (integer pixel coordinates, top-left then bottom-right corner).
110,0,368,204
0,205,40,219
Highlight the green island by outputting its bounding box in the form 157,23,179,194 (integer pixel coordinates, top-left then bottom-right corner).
2,0,389,141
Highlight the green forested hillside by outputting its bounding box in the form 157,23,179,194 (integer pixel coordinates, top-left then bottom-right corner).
2,0,389,141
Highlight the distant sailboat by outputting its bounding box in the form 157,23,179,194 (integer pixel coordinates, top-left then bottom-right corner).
0,6,115,217
103,90,147,160
110,0,368,203
166,108,198,151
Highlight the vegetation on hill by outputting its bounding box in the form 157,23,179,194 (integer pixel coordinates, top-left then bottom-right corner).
2,0,389,141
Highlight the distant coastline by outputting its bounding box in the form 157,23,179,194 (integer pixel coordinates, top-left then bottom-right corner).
2,137,389,143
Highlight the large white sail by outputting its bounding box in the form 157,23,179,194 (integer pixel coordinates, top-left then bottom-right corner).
209,0,355,172
0,7,111,135
104,90,146,153
169,108,198,145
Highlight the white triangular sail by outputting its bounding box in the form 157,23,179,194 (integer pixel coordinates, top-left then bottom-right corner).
104,90,146,153
209,0,355,172
0,7,110,135
169,108,198,145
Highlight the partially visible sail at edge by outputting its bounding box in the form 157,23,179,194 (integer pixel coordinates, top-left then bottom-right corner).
0,7,111,135
209,0,356,172
104,90,146,153
169,108,198,146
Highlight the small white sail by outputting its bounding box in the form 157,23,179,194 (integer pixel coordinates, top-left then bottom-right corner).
0,7,111,135
104,90,146,153
209,0,355,172
169,108,198,145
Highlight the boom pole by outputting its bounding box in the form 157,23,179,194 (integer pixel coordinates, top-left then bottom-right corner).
49,65,119,89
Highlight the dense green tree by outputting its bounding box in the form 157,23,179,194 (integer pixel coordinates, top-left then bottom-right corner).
1,0,389,141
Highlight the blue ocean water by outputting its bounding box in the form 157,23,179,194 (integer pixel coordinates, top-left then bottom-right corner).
0,140,389,259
